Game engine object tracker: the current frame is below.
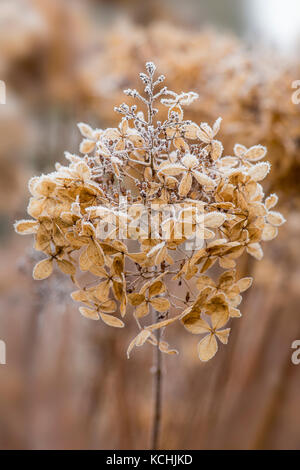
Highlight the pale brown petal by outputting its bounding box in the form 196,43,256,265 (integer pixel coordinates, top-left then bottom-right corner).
204,211,226,228
236,277,253,292
99,313,124,328
211,309,229,330
71,290,90,303
246,242,263,260
244,145,267,161
149,280,165,297
179,172,192,197
211,140,223,160
57,259,76,275
219,257,236,269
127,330,151,358
158,341,178,355
158,163,185,176
229,307,241,318
234,143,247,157
181,154,198,169
100,299,117,313
135,302,149,318
216,328,231,344
87,241,105,266
183,317,210,334
77,122,94,139
183,123,200,139
147,315,181,331
79,249,92,272
265,193,278,210
218,270,236,290
212,117,222,135
79,307,99,320
119,118,129,134
95,280,111,300
198,334,218,361
173,138,189,152
197,126,212,144
103,128,120,140
262,223,278,241
128,293,145,306
217,156,238,167
266,211,286,226
205,293,229,317
247,162,270,182
14,219,38,234
79,139,95,154
150,297,170,312
193,171,215,188
196,275,215,291
33,258,53,280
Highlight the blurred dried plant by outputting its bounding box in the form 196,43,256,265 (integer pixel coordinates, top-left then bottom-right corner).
0,0,95,224
0,0,91,105
78,21,300,201
0,96,36,215
0,0,46,77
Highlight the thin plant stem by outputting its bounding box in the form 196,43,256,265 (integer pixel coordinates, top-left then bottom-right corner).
150,308,163,450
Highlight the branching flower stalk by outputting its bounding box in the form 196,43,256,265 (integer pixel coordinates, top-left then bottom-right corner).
15,62,285,449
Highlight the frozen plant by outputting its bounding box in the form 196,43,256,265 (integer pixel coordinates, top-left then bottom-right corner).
15,62,285,363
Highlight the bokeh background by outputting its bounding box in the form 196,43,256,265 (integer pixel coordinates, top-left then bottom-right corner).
1,0,300,450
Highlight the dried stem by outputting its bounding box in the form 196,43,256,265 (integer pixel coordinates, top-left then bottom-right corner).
150,308,163,450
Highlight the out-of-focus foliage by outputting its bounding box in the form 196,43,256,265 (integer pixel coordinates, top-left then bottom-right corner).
77,21,300,201
0,0,299,450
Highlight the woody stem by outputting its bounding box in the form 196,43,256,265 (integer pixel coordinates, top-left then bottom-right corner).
150,308,163,450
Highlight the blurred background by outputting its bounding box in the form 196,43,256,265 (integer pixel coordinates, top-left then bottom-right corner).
1,0,300,450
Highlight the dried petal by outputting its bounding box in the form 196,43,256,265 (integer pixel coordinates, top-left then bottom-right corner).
262,223,278,241
247,162,270,182
100,313,124,328
79,307,99,320
246,242,263,260
244,145,267,161
236,277,252,292
215,328,230,344
265,193,278,210
128,293,145,306
57,259,76,275
150,297,170,312
198,334,218,361
193,171,215,188
77,122,94,139
14,219,38,234
266,211,286,226
33,258,53,280
79,139,95,154
179,172,192,196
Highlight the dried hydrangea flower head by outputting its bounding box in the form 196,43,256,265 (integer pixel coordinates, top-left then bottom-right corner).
15,62,285,361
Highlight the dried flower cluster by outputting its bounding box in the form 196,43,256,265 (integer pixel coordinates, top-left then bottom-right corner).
15,63,285,361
